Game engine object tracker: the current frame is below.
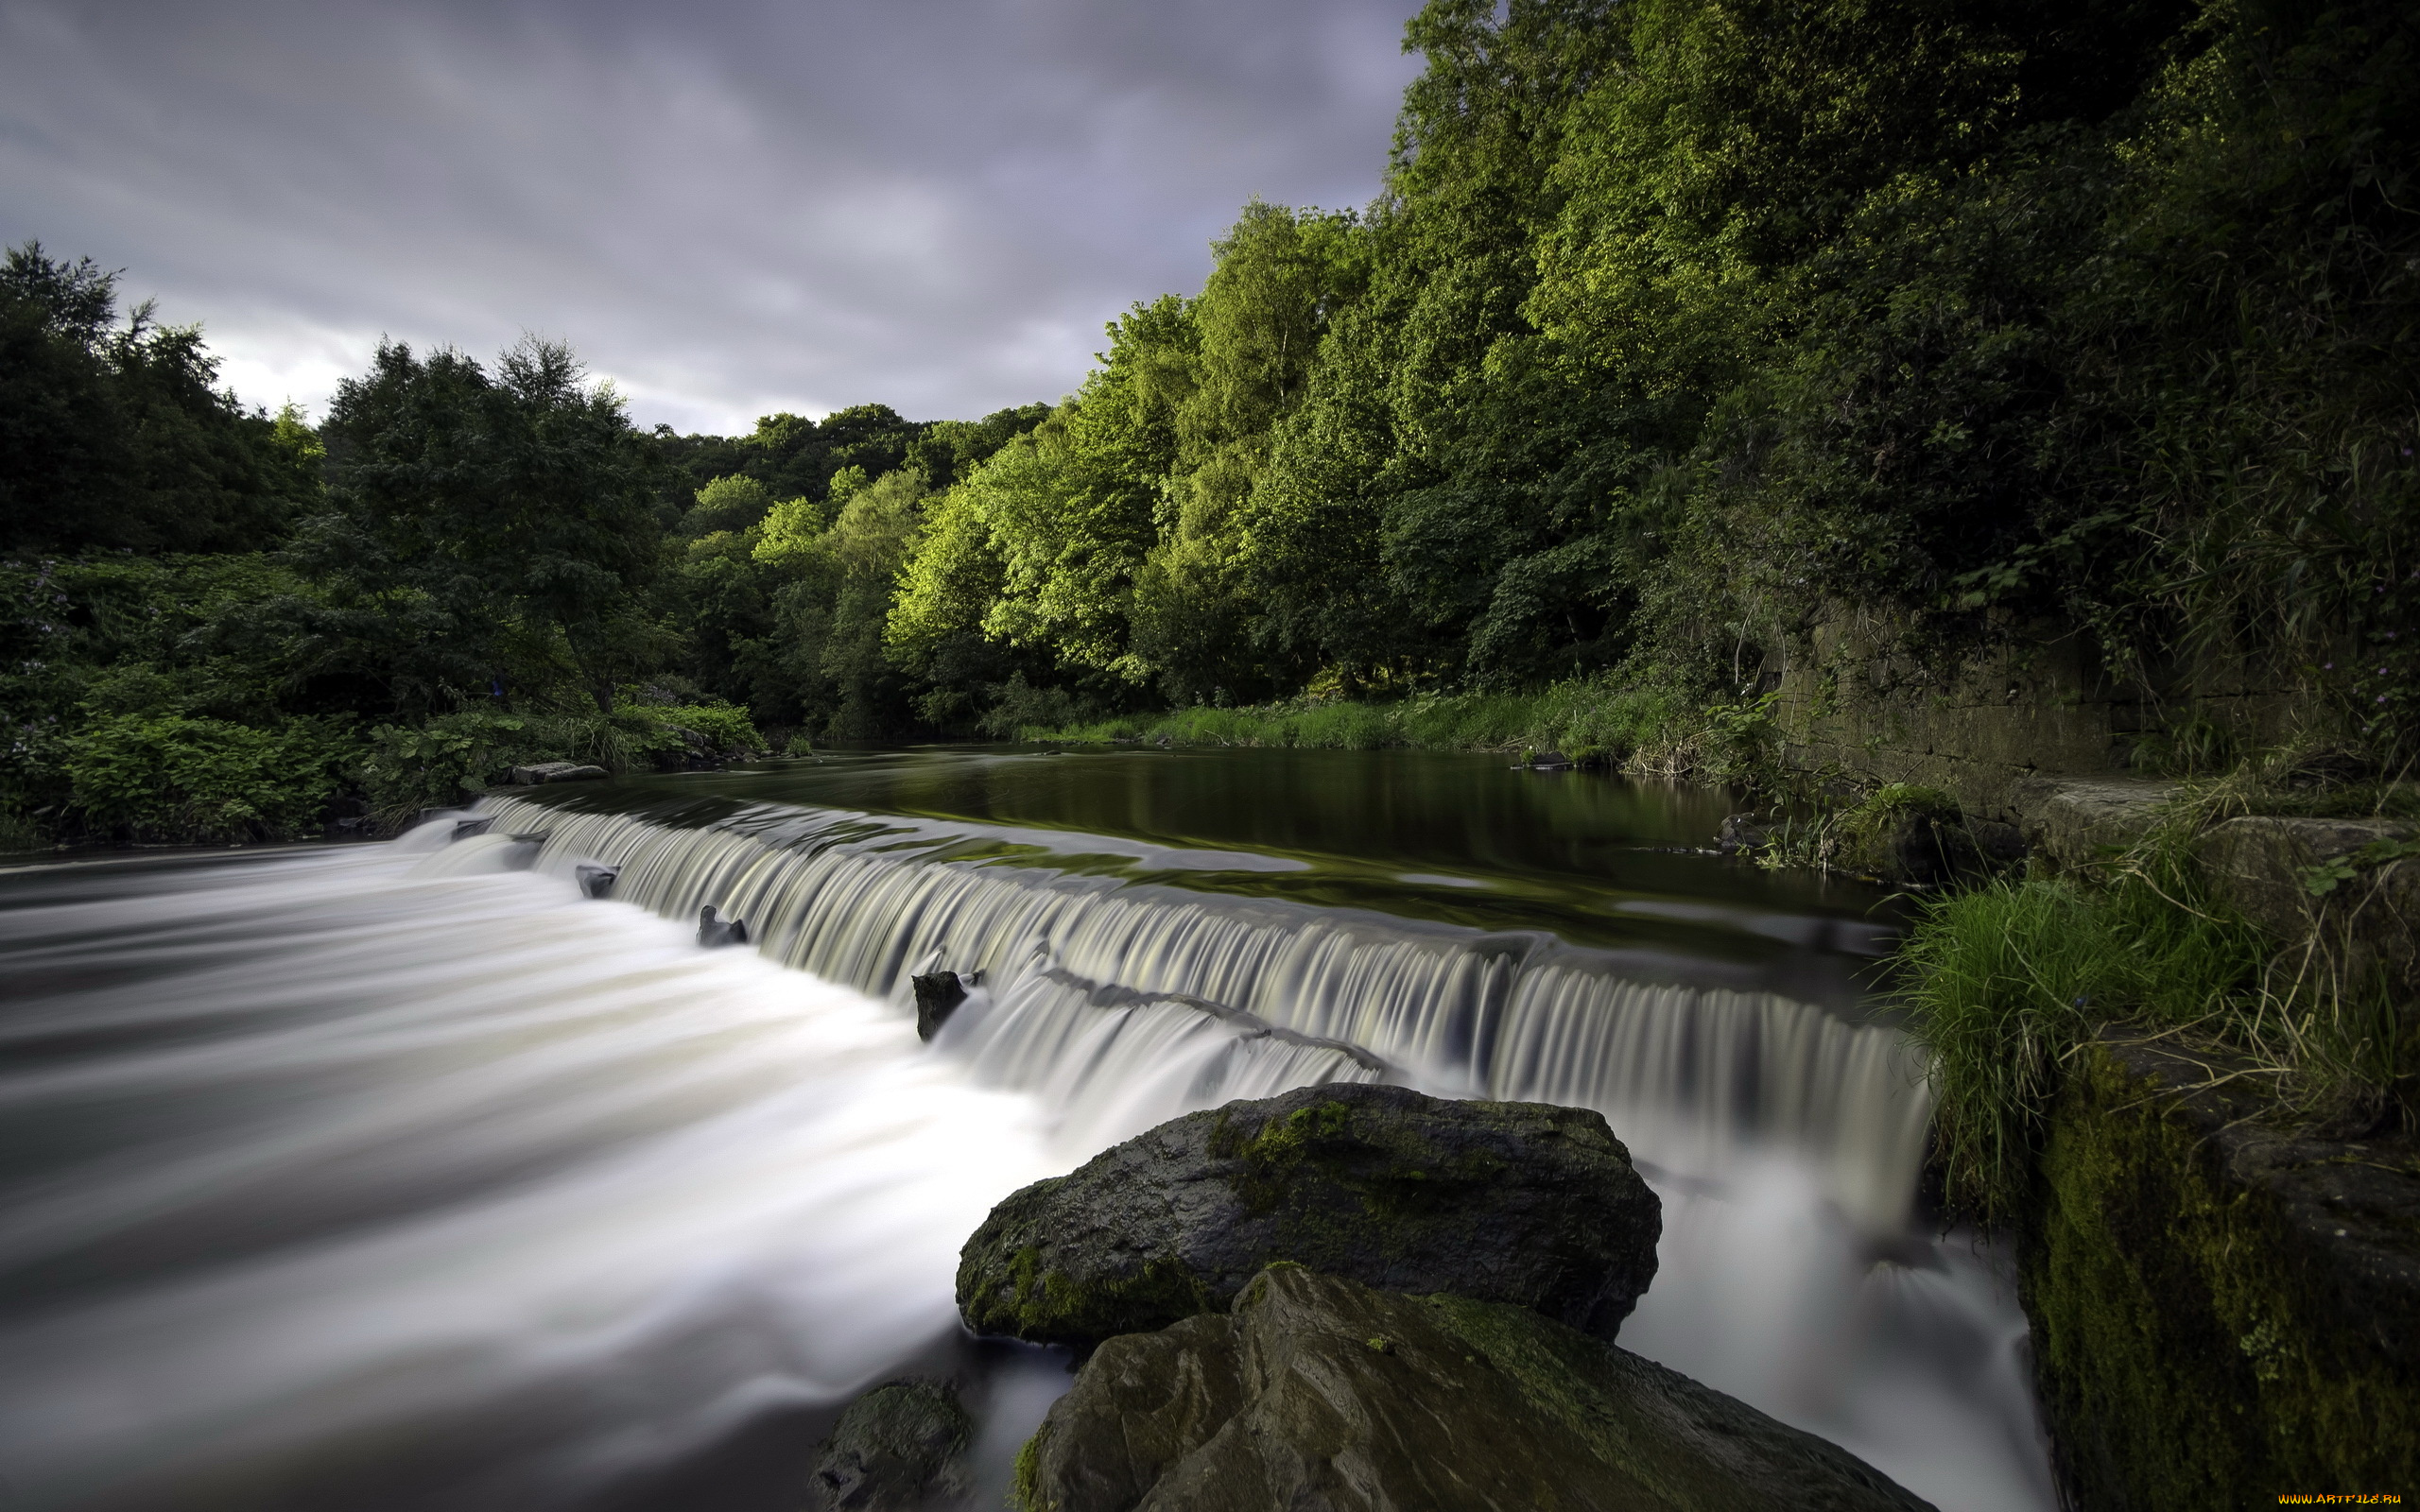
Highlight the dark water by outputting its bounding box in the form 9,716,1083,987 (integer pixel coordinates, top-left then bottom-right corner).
0,747,2050,1512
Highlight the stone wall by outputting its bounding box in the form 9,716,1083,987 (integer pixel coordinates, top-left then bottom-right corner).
2024,1034,2419,1509
1765,619,2307,817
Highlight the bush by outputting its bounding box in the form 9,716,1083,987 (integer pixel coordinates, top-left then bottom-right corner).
357,711,547,824
626,699,764,755
64,713,355,842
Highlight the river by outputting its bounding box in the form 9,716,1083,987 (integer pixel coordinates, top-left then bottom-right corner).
0,746,2056,1510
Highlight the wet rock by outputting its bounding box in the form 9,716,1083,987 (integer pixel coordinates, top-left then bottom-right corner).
958,1082,1659,1351
912,971,970,1041
1015,1264,1934,1512
507,761,609,785
574,862,619,900
451,816,496,840
1717,812,1770,855
811,1377,973,1512
698,904,750,948
1970,816,2027,866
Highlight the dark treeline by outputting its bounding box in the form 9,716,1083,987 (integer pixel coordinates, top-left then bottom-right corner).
4,0,2414,843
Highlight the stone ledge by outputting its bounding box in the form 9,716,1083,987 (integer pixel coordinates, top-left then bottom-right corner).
2023,1031,2420,1508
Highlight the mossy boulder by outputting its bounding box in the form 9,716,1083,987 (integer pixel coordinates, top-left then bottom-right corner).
1013,1263,1934,1512
958,1083,1659,1350
809,1378,972,1511
1832,783,1995,885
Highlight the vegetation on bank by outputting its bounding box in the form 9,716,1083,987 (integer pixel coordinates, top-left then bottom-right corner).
1021,679,1782,779
1903,767,2418,1226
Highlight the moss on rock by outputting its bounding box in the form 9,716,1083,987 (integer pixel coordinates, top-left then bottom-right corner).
2022,1033,2420,1507
958,1082,1660,1350
1012,1265,1933,1512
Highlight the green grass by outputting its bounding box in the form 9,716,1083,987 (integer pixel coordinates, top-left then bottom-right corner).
1899,791,2363,1223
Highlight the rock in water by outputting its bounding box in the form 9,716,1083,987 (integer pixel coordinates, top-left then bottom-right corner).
811,1378,972,1511
697,904,749,948
573,862,618,900
507,761,609,784
1014,1264,1935,1512
958,1083,1659,1350
911,971,969,1040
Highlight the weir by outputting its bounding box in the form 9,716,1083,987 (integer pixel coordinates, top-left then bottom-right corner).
480,793,1932,1232
0,778,2051,1512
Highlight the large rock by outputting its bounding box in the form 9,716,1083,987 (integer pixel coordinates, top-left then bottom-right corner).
2195,814,2415,943
1014,1263,1934,1512
958,1083,1659,1350
2008,776,2176,875
810,1378,972,1511
2023,1032,2420,1506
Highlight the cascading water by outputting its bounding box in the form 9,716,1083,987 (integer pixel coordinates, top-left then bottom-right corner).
0,751,2057,1512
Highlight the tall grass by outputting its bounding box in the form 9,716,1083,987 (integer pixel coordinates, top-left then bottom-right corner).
1901,791,2351,1223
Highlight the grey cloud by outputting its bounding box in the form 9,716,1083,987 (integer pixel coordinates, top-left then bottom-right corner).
0,0,1424,434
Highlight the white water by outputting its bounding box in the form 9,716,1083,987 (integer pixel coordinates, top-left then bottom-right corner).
0,808,2056,1512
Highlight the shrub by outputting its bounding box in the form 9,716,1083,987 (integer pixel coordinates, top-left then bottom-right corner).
357,711,547,824
64,714,356,842
628,699,764,755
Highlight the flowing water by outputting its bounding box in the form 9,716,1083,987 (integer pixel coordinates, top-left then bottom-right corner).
0,747,2057,1510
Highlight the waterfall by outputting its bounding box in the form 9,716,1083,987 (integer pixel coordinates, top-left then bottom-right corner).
0,796,2049,1512
480,794,1930,1231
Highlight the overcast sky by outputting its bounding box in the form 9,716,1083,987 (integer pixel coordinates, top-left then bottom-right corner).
0,0,1426,435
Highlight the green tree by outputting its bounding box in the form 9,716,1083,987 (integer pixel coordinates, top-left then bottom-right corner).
0,242,319,554
307,337,665,714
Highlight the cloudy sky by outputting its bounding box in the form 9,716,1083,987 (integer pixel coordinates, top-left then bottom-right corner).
0,0,1426,435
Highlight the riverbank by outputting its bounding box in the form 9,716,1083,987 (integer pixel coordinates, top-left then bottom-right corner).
1025,680,1780,781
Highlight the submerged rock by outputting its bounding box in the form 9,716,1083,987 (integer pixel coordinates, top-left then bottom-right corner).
1014,1263,1934,1512
958,1082,1659,1350
1717,811,1770,855
810,1377,973,1512
698,904,749,948
507,761,609,784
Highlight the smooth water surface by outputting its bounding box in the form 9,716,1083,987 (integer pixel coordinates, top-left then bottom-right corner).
0,747,2055,1512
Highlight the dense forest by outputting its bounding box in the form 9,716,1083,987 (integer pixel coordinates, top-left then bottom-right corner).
3,0,2413,847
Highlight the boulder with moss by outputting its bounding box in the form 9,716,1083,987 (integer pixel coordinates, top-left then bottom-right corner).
809,1378,973,1512
1012,1263,1934,1512
957,1083,1659,1351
